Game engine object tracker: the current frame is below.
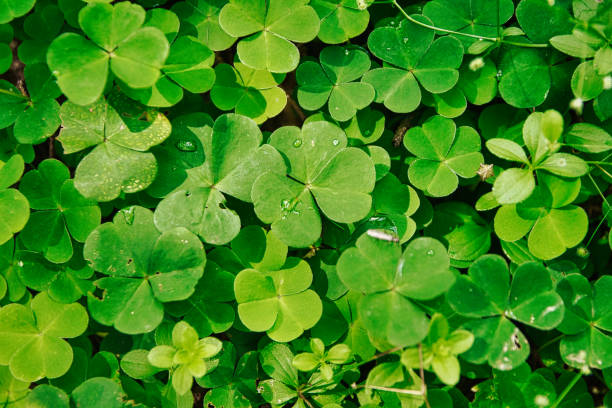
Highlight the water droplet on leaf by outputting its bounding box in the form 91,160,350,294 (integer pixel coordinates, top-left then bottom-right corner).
293,139,302,147
176,140,197,152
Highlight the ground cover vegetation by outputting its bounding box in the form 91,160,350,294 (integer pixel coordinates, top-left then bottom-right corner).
0,0,612,407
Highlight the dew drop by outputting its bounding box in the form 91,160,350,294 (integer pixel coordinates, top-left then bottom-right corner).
426,249,434,256
403,37,409,43
293,139,302,148
557,158,566,166
344,49,350,55
121,207,136,225
176,140,197,152
496,70,503,78
332,139,339,146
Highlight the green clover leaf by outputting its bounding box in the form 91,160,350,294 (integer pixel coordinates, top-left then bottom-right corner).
121,10,216,107
297,46,375,122
0,0,35,24
47,2,170,105
71,378,125,408
0,239,26,302
234,251,322,342
516,0,573,43
58,92,172,202
364,17,463,113
447,255,564,370
0,64,61,145
148,321,222,395
252,121,375,248
218,0,320,73
257,343,299,405
423,0,515,47
311,0,370,44
84,206,206,334
165,260,236,337
498,48,551,108
337,233,453,347
0,155,29,247
0,366,29,407
171,0,237,51
154,113,285,245
403,115,483,197
401,314,474,385
0,292,89,382
211,61,287,123
494,175,588,260
18,159,100,263
557,274,612,370
17,249,94,304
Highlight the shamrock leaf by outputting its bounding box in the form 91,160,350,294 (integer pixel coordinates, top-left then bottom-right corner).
403,115,483,197
148,321,222,395
19,159,100,263
171,0,237,51
516,0,573,43
494,176,588,260
72,378,125,408
0,155,28,246
47,1,170,105
0,292,88,382
17,249,94,304
234,228,322,342
257,343,299,405
252,121,375,248
154,114,285,245
297,46,375,122
84,206,206,334
557,274,612,370
122,10,216,107
211,61,287,123
0,239,27,302
498,48,551,108
0,0,35,24
293,338,351,381
0,366,29,407
148,113,211,198
218,0,320,73
199,343,259,408
166,260,235,337
401,314,474,385
337,233,453,347
364,17,463,113
0,64,61,145
423,0,515,47
425,201,491,268
57,92,172,202
447,255,564,370
311,0,370,44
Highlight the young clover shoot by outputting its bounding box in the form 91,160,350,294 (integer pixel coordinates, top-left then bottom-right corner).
293,338,352,381
148,321,222,395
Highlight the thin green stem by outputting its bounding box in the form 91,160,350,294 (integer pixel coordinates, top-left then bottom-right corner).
391,0,549,48
584,173,611,247
550,371,582,408
537,334,564,352
0,87,28,100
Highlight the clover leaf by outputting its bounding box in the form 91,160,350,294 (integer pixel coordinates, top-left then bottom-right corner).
403,115,483,197
423,0,515,47
218,0,320,73
0,64,61,145
447,255,564,370
18,250,94,304
154,113,285,245
557,274,612,370
0,292,88,382
297,46,375,122
311,0,370,44
252,122,375,247
0,155,28,246
58,92,172,202
0,0,35,24
0,239,26,302
516,0,573,44
234,243,322,342
172,0,237,51
211,61,287,123
364,17,463,113
18,159,100,263
148,321,222,395
0,366,29,407
498,48,551,108
337,233,453,347
494,174,588,260
122,9,216,108
293,338,351,381
165,260,235,337
84,206,206,334
401,314,474,385
47,2,170,105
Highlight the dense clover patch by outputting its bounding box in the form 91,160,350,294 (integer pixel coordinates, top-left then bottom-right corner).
0,0,611,407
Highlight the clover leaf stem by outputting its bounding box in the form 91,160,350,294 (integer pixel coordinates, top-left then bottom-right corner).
550,371,582,408
391,0,548,48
